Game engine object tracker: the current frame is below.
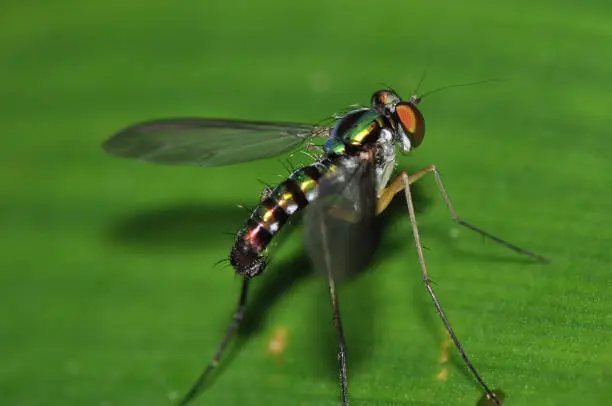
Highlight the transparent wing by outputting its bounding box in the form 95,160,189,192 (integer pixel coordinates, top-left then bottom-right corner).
305,153,378,280
102,118,329,167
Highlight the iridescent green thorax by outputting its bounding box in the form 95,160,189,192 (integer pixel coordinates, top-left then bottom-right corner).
324,109,386,156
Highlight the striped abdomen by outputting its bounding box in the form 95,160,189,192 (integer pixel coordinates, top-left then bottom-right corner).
230,158,333,277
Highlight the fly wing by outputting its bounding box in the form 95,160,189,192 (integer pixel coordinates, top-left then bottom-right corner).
304,153,378,280
102,118,329,167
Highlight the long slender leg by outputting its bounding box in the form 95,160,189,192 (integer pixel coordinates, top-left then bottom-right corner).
385,171,503,405
318,208,349,405
328,269,349,406
377,165,549,263
178,278,250,406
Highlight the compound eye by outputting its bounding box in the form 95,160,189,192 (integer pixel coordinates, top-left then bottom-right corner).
395,102,425,148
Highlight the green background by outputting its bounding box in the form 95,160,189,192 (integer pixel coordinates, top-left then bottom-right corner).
1,1,611,405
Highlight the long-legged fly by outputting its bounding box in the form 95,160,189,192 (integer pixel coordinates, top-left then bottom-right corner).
103,88,548,406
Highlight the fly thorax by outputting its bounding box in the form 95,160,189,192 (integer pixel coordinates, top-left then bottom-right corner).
375,128,396,196
325,108,382,156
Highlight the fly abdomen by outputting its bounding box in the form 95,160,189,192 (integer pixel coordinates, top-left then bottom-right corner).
230,159,332,277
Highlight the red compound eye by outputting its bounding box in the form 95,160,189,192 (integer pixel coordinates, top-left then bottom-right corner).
395,102,425,148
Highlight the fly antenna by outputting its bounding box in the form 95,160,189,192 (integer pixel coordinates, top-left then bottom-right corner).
411,69,429,99
413,78,505,104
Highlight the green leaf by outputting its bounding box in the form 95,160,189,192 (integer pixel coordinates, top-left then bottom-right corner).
1,1,611,405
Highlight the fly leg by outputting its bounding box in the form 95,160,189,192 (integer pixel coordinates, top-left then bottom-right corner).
328,262,349,406
178,278,250,406
377,165,549,262
316,204,349,405
375,166,548,406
